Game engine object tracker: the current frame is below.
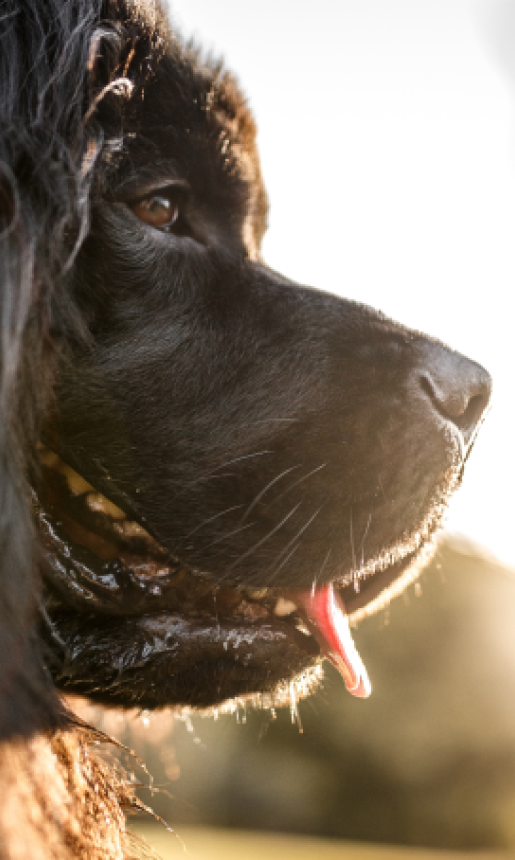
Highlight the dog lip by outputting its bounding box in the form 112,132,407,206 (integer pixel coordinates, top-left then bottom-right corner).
47,608,323,711
340,541,435,625
35,445,435,708
33,471,320,655
35,455,370,707
34,474,327,709
36,445,432,622
36,491,271,620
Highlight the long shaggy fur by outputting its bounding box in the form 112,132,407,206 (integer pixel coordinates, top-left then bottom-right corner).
0,0,166,738
0,0,98,740
0,5,155,857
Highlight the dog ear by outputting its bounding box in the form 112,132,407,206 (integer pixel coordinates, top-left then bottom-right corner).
0,0,166,739
0,162,61,738
0,1,107,739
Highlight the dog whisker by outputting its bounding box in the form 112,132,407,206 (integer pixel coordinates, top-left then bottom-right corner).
312,548,332,596
270,463,328,507
349,507,357,573
239,465,302,523
267,506,324,582
186,450,274,489
267,542,302,582
360,513,372,567
174,504,244,549
202,520,256,551
225,502,302,573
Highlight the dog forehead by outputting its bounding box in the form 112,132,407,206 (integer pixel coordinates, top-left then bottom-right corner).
145,58,258,174
108,33,269,245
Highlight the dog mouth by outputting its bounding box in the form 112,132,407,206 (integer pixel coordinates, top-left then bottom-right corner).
36,446,430,710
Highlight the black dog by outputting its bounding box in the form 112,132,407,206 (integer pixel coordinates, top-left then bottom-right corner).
0,0,490,855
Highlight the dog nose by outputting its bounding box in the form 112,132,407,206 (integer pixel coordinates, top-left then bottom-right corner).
417,341,492,446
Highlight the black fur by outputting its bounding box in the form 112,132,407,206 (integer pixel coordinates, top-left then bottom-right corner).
0,0,490,733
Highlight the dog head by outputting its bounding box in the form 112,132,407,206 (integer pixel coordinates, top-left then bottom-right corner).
0,1,490,725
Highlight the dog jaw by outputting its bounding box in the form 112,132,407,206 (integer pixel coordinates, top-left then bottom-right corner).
36,450,371,708
36,447,444,710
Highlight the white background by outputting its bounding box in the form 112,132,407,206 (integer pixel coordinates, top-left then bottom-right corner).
168,0,515,567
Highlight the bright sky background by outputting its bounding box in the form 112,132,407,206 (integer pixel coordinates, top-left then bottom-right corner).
168,0,515,567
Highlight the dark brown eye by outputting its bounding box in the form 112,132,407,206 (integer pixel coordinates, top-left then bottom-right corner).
130,193,180,230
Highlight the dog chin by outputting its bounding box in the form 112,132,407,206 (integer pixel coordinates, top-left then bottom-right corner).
36,445,450,711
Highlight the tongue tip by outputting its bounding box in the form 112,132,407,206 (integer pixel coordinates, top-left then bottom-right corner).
346,674,372,699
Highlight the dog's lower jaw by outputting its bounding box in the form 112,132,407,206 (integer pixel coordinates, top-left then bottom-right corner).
41,538,433,712
36,447,445,712
43,608,325,712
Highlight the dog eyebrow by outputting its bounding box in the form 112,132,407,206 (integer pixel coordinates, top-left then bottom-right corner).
111,162,190,199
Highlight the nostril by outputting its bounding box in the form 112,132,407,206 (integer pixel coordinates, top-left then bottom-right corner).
455,392,490,436
420,367,491,445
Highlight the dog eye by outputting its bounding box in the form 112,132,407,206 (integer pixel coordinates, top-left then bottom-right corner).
129,192,182,231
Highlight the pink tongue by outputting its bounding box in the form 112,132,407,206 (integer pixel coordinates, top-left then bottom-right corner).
295,584,371,698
